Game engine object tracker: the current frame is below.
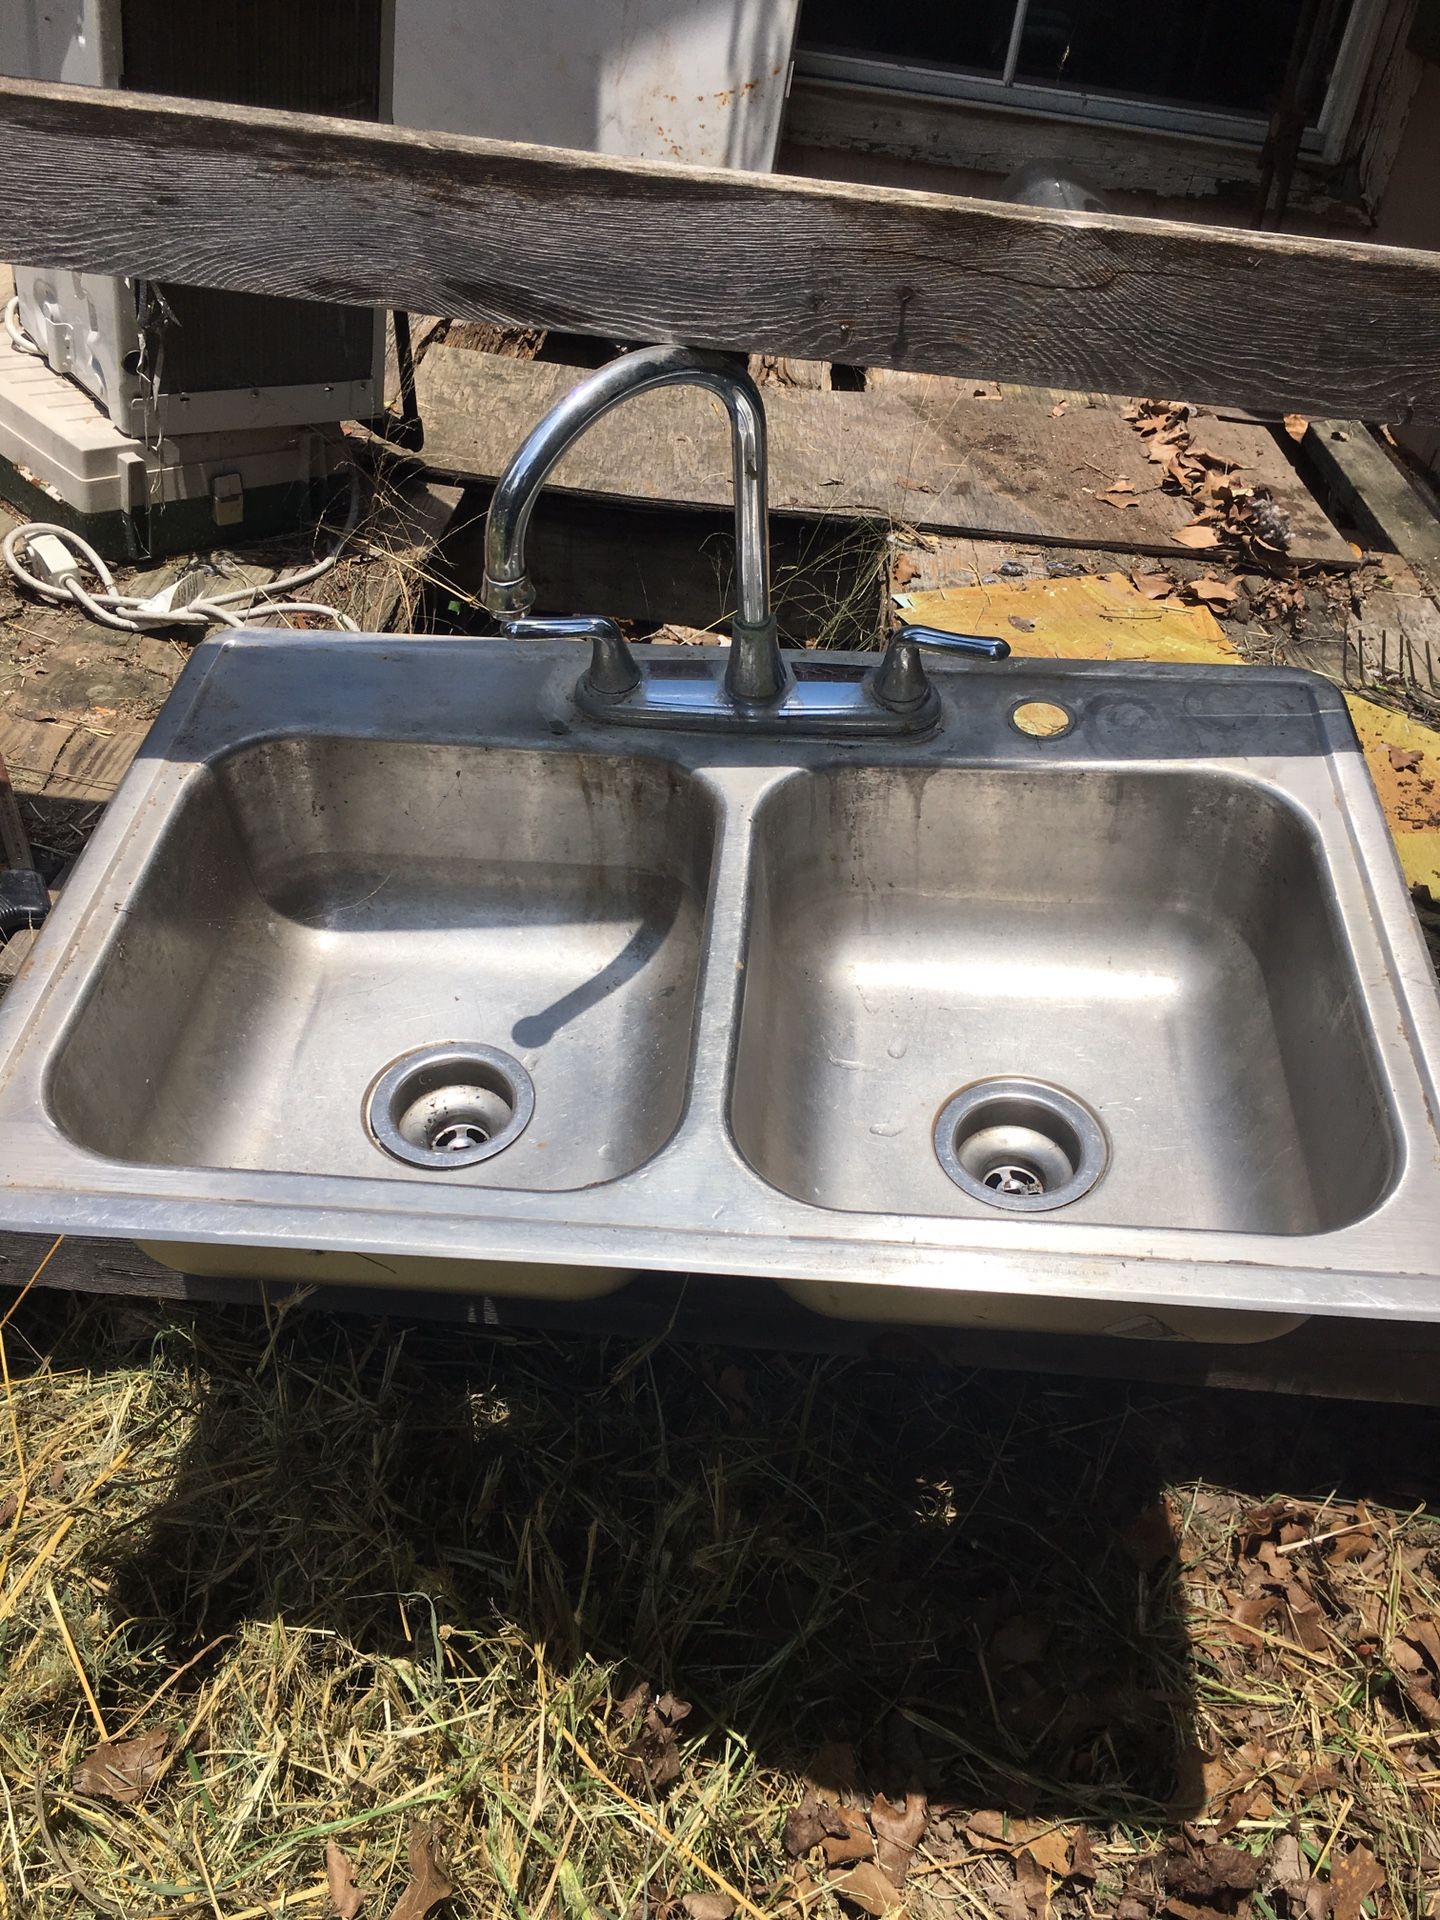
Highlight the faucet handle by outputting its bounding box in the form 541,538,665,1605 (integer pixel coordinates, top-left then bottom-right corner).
502,615,641,701
869,622,1011,713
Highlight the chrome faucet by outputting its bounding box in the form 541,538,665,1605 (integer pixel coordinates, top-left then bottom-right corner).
481,344,1009,735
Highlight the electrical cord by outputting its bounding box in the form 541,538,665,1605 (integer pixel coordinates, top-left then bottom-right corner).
3,295,43,356
2,473,362,634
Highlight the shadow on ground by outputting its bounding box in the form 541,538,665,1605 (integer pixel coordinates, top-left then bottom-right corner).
14,1293,1440,1827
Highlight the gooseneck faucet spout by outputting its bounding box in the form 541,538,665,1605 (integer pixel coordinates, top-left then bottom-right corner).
481,344,789,704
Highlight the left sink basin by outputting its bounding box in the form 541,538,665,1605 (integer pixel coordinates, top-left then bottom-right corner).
48,735,715,1189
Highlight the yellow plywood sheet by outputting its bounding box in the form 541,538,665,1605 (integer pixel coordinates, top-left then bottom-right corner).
895,572,1440,894
1347,697,1440,896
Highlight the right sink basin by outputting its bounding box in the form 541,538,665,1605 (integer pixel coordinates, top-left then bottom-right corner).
731,762,1396,1235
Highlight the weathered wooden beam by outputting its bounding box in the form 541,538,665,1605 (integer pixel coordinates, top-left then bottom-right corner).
1304,420,1440,598
2,75,1440,422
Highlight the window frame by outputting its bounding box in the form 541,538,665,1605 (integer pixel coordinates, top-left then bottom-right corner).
793,0,1388,163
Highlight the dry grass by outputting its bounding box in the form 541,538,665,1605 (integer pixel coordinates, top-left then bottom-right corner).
1,1266,1438,1920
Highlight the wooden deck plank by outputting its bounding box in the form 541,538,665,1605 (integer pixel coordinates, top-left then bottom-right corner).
3,75,1440,421
416,349,1355,564
1305,420,1440,604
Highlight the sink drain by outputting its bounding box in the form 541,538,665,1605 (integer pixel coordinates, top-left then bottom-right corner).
934,1078,1107,1212
366,1044,535,1170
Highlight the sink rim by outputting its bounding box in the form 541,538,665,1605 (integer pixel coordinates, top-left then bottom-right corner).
0,632,1437,1328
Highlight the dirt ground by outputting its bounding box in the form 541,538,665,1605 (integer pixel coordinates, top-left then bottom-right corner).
0,1277,1438,1920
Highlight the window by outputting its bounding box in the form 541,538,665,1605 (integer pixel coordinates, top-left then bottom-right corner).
795,0,1385,159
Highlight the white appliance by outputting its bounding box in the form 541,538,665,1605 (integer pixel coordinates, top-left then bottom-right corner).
389,0,802,171
1,0,385,440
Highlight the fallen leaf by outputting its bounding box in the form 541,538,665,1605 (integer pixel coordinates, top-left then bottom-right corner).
614,1680,651,1721
789,1868,825,1913
1132,572,1176,600
870,1792,926,1886
1122,1500,1177,1571
1189,579,1239,606
1200,1756,1235,1801
1006,616,1037,634
822,1806,877,1869
1327,1527,1376,1565
1213,1789,1258,1839
623,1690,693,1792
1288,1599,1329,1653
1294,1764,1345,1797
1388,745,1425,773
327,1839,369,1919
1269,1834,1309,1899
1226,1593,1280,1646
834,1861,905,1917
891,554,920,589
1390,1630,1440,1724
1165,1845,1260,1897
73,1729,169,1804
0,1492,17,1527
965,1812,1011,1849
1174,525,1221,550
1024,1830,1073,1877
682,1897,736,1920
386,1822,453,1920
785,1792,847,1858
1015,1848,1048,1919
1069,1831,1096,1883
1329,1844,1385,1920
1283,414,1309,442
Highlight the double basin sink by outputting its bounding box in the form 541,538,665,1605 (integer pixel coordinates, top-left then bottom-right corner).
0,631,1437,1341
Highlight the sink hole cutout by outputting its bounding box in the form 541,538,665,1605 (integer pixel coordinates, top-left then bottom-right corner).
367,1043,535,1170
1010,698,1075,739
935,1078,1107,1212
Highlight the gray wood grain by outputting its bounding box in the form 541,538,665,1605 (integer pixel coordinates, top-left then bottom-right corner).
1305,421,1440,602
2,76,1440,421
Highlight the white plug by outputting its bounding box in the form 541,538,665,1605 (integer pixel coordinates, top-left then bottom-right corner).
22,532,86,589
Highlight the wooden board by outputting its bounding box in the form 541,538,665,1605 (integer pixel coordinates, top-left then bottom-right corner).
417,349,1355,564
3,76,1440,422
1305,419,1440,602
0,711,149,806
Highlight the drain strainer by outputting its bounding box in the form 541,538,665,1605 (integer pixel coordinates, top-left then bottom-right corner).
366,1043,534,1170
934,1078,1107,1212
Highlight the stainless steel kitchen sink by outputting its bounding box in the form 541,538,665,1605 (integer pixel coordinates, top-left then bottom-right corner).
47,737,713,1191
1,632,1437,1341
731,764,1392,1235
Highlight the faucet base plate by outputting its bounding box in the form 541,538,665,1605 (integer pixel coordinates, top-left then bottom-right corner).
575,657,942,736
